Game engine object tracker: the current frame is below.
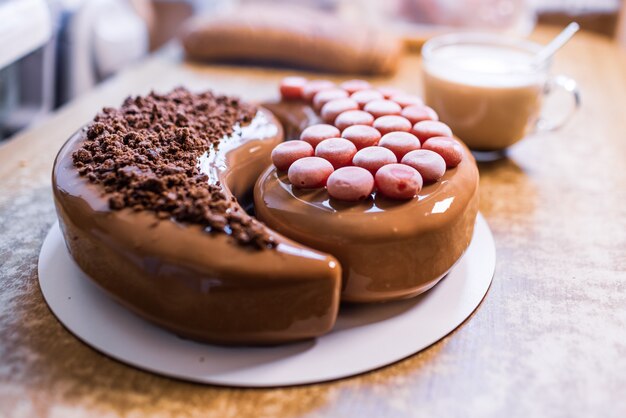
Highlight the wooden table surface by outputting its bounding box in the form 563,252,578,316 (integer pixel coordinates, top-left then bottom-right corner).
0,27,625,418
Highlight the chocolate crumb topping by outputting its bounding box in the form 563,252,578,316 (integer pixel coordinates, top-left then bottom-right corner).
72,87,275,249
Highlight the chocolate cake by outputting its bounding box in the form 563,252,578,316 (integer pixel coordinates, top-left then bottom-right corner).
52,80,479,345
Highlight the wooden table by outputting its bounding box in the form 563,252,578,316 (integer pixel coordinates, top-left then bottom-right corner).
1,27,625,418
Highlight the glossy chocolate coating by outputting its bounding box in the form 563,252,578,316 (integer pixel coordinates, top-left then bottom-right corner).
255,103,479,302
52,109,341,345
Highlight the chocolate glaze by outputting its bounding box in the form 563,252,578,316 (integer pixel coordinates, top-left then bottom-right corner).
53,108,341,345
255,102,479,302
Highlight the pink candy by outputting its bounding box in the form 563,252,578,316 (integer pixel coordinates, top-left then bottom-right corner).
334,110,374,131
300,124,341,148
363,100,402,118
401,149,446,182
327,166,375,201
315,138,357,169
302,80,335,102
351,89,384,108
271,140,314,171
313,88,349,111
421,137,464,168
377,86,402,99
373,115,412,135
391,94,424,108
352,146,397,174
375,164,423,200
379,132,421,160
340,79,372,94
411,120,453,144
321,98,359,124
280,76,307,100
288,157,334,189
341,125,382,150
401,105,438,125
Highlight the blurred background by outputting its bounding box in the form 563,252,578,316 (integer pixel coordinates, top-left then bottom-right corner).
1,0,624,141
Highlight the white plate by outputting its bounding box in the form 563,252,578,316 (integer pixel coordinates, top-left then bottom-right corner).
38,214,495,387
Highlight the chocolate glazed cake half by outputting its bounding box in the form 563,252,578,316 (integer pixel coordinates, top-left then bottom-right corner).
52,88,341,345
258,101,479,303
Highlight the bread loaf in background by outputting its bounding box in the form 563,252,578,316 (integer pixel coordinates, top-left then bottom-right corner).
180,5,402,75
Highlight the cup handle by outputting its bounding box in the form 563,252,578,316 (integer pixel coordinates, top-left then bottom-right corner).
535,75,581,132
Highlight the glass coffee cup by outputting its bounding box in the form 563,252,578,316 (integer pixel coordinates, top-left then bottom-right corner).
421,33,580,153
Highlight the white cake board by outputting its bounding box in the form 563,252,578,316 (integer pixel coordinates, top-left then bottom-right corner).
38,214,495,387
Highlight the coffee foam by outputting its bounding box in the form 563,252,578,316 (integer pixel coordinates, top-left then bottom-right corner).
425,44,544,87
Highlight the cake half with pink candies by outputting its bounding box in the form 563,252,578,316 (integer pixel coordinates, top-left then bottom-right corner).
256,77,479,302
